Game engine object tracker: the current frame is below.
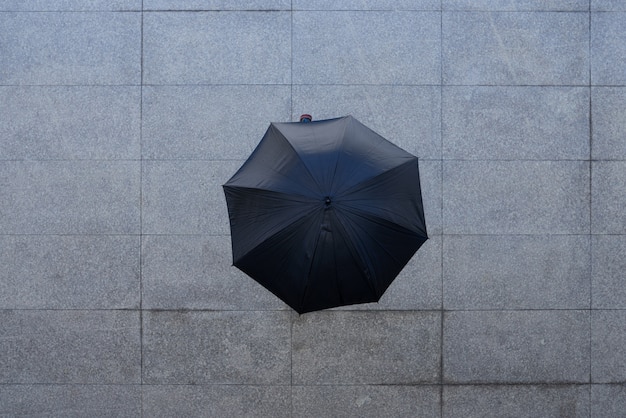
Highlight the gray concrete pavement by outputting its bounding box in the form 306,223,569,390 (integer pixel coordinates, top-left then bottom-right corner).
1,1,624,416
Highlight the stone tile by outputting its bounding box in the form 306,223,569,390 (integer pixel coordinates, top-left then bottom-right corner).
420,159,443,236
335,235,441,311
592,87,626,159
293,11,440,85
142,85,290,160
0,12,140,85
142,311,291,385
0,310,140,384
443,12,589,85
592,310,626,383
443,0,588,10
142,235,287,310
143,12,290,84
591,384,626,417
142,160,236,235
143,385,290,418
0,235,139,309
592,235,626,308
0,161,140,234
444,235,590,309
444,310,590,383
443,161,590,234
293,385,440,418
442,86,589,160
592,12,626,85
144,0,290,9
292,311,440,384
592,0,626,10
0,86,140,160
292,85,441,159
0,0,140,10
0,384,141,417
443,385,590,418
592,161,626,234
293,0,440,9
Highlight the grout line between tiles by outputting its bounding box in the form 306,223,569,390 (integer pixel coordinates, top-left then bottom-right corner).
439,4,445,417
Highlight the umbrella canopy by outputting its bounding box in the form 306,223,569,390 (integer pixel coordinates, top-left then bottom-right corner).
223,115,427,314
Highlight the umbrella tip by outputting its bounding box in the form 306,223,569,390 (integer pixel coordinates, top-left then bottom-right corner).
299,114,312,123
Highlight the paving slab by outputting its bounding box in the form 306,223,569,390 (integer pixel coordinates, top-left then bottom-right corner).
143,11,290,85
592,161,626,234
142,160,237,235
0,161,140,234
141,235,287,310
0,12,140,85
0,0,140,10
443,160,590,235
443,0,588,10
0,235,139,309
292,311,440,384
442,86,589,160
0,86,140,160
592,0,626,10
591,12,626,85
142,85,290,160
292,385,440,418
591,310,626,383
443,12,589,85
293,0,440,10
0,310,140,384
0,384,141,417
292,85,441,159
443,385,590,417
444,234,590,309
592,235,626,309
293,11,440,85
142,311,291,385
591,87,626,159
591,384,626,417
144,0,290,9
419,159,443,236
143,385,290,418
443,310,590,383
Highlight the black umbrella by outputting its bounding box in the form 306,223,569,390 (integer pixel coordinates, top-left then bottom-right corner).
223,115,427,314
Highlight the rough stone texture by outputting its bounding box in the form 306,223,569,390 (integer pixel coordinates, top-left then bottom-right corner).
591,384,626,417
443,161,590,235
443,385,590,417
443,0,588,10
292,385,440,417
592,87,626,160
444,235,590,309
142,160,237,235
0,385,141,417
0,235,140,309
292,311,440,384
0,12,141,85
592,310,626,383
0,310,140,384
143,12,290,84
142,311,291,385
292,85,441,159
592,161,626,234
0,161,140,234
443,86,589,160
444,310,590,383
592,235,626,308
142,85,291,160
592,0,626,10
443,12,589,85
141,235,287,310
591,12,626,85
293,0,440,10
0,1,141,10
142,385,291,418
0,86,141,160
293,11,440,84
